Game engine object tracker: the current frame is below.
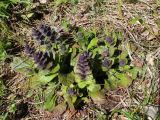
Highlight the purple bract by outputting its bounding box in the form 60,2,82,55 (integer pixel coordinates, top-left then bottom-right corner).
67,88,77,96
102,58,112,68
75,52,91,79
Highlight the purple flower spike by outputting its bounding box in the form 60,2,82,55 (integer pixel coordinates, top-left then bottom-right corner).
75,52,91,80
32,51,54,70
32,24,59,45
24,44,35,56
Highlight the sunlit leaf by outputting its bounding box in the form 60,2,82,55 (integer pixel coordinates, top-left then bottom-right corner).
78,81,87,88
43,82,57,111
10,57,34,75
59,72,75,86
108,46,116,57
116,73,132,88
87,38,98,50
89,91,105,104
87,84,101,92
29,72,58,88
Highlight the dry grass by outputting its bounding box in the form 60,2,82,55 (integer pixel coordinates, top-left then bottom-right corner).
0,0,160,119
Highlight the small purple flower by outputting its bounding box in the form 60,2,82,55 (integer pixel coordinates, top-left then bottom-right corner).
106,36,114,44
102,58,112,68
119,59,126,66
67,88,77,96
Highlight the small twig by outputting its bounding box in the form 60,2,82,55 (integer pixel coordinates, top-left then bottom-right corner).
111,97,128,111
123,43,133,61
119,23,145,50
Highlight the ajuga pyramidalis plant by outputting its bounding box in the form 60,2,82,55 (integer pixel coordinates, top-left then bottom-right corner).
11,23,139,111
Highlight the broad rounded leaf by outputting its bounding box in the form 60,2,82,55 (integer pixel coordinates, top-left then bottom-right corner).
87,38,98,50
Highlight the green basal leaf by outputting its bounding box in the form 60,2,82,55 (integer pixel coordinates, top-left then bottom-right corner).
112,32,118,45
70,0,79,4
105,69,133,89
71,48,78,66
105,75,117,89
58,72,75,86
10,57,34,75
71,96,77,103
87,84,101,92
74,74,81,83
108,46,116,57
61,85,68,95
119,65,130,71
44,82,57,111
44,95,57,111
29,72,58,88
61,19,70,32
21,13,33,20
78,79,95,89
87,38,98,50
63,93,75,108
119,50,128,59
129,17,144,25
50,64,60,73
89,91,105,104
98,46,108,53
86,79,95,84
71,48,77,60
78,81,88,88
91,48,99,58
116,73,132,88
128,67,139,79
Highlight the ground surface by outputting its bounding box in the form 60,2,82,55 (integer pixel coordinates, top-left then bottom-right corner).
0,0,160,120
